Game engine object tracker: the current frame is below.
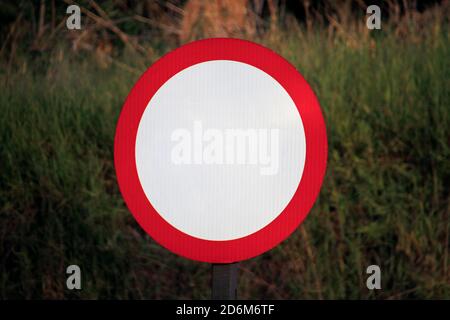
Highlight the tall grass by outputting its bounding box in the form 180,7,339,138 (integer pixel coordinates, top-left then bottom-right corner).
0,11,449,298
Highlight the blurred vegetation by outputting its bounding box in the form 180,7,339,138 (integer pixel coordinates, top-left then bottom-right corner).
0,0,449,299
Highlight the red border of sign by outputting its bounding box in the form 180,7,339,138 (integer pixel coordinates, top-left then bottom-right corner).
114,38,327,263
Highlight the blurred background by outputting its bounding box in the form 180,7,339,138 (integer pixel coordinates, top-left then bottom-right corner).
0,0,449,299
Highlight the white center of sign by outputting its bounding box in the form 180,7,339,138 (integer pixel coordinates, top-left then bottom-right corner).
135,60,306,241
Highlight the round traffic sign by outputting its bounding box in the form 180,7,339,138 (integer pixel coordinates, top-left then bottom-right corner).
114,38,327,263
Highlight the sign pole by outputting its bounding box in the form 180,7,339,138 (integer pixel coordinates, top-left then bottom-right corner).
211,263,239,300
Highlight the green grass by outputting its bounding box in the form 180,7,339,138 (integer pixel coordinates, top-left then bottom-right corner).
0,25,449,299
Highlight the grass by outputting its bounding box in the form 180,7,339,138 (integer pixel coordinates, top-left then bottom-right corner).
0,21,449,299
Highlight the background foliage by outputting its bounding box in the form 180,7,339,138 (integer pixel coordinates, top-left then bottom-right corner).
0,0,449,299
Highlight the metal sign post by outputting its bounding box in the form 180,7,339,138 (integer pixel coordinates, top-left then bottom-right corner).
212,263,239,300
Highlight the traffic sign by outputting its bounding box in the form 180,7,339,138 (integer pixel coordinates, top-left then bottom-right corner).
114,38,327,263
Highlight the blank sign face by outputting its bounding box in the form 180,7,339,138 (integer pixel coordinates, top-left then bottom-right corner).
115,38,327,262
135,60,306,241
